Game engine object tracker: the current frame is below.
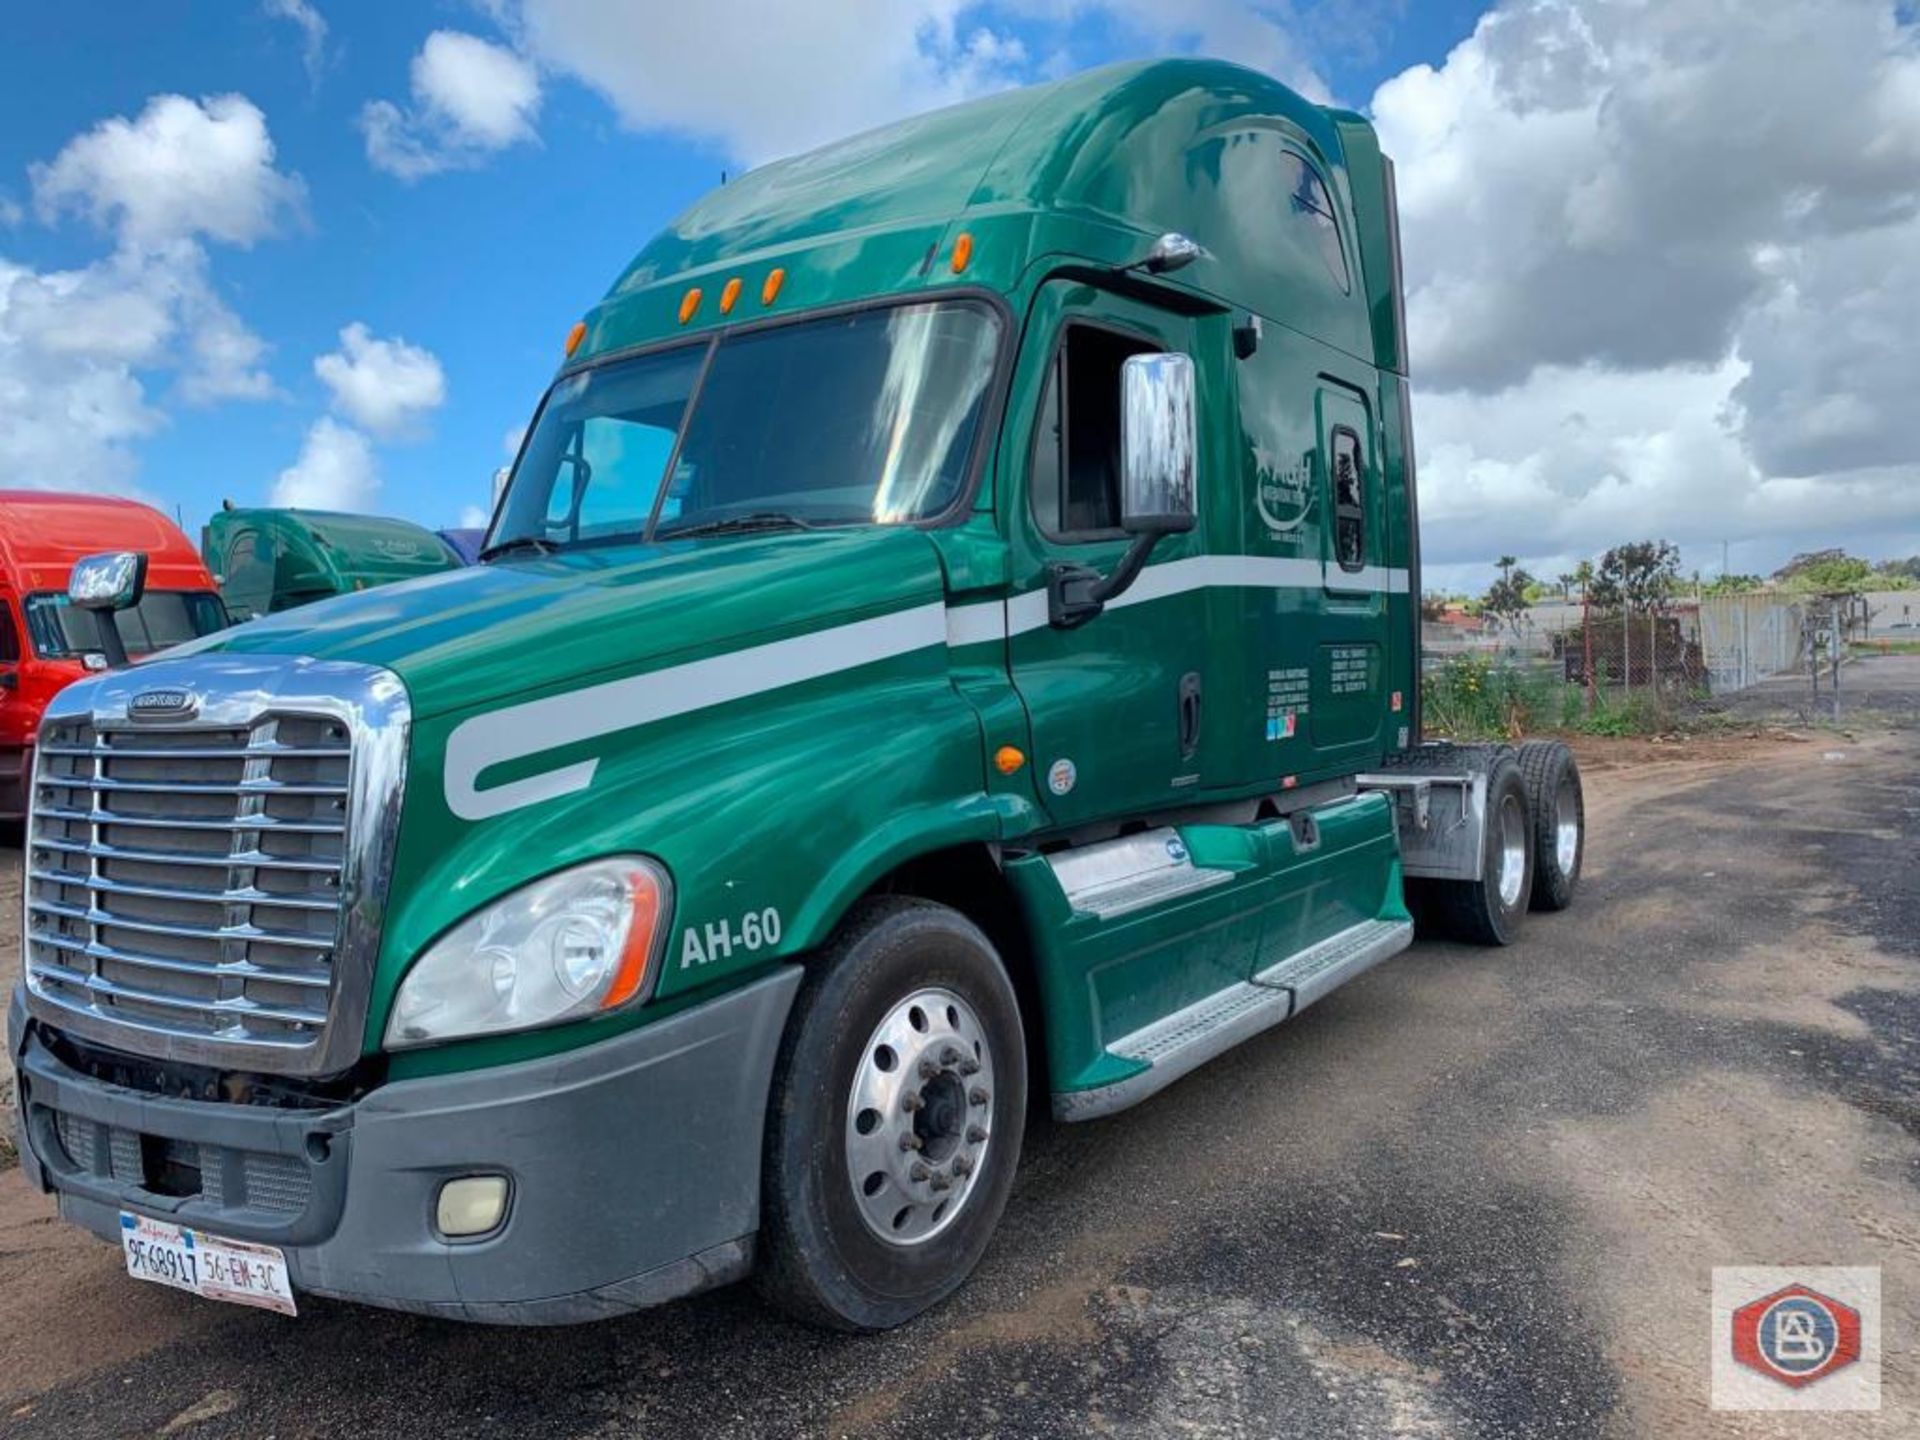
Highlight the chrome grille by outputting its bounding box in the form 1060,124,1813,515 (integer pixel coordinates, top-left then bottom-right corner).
25,714,354,1051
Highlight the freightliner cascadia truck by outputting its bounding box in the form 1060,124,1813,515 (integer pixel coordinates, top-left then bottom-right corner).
8,59,1586,1329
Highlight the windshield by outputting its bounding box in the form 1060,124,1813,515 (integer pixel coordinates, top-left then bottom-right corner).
489,298,1002,551
24,590,228,660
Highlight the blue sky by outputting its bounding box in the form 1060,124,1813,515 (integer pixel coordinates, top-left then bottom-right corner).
1,2,1915,590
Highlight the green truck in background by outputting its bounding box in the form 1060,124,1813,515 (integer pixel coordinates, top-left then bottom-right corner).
9,59,1586,1330
202,507,466,620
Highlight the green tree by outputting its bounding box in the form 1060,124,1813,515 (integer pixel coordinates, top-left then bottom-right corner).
1482,560,1535,633
1588,540,1681,613
1701,573,1762,596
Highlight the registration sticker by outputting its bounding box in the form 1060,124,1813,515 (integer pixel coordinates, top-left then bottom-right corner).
119,1212,297,1316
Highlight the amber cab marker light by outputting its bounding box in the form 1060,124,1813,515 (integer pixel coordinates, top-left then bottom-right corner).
950,232,974,274
678,287,703,324
761,267,786,306
994,745,1026,776
720,277,743,314
564,320,587,357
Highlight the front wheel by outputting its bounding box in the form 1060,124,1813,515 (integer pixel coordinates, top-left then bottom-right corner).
757,898,1027,1331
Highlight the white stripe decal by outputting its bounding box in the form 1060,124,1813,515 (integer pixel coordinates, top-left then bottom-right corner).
446,602,948,821
445,560,1412,820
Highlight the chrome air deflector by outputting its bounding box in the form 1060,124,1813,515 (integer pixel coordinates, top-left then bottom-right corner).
21,654,408,1077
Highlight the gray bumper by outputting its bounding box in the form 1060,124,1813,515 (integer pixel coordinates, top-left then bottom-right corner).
8,968,802,1324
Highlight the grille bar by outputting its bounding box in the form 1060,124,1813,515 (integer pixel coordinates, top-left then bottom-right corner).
30,868,343,912
34,806,346,835
46,776,350,798
25,709,354,1053
30,931,333,989
39,743,349,760
29,898,339,950
32,961,331,1026
35,836,344,873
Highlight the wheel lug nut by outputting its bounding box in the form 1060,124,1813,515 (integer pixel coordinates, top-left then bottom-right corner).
959,1058,980,1076
939,1046,963,1066
929,1171,953,1192
901,1092,924,1113
899,1132,923,1152
952,1154,973,1177
918,1057,942,1080
909,1161,930,1182
970,1087,989,1106
966,1125,988,1144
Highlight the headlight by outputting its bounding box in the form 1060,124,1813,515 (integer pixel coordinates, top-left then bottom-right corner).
385,857,669,1049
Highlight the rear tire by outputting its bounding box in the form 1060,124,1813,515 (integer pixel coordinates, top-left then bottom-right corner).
757,897,1027,1331
1434,751,1533,945
1518,739,1583,911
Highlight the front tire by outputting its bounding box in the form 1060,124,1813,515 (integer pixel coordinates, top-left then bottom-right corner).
757,897,1027,1331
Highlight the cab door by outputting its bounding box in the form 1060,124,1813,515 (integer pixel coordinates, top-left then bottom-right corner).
1003,282,1211,827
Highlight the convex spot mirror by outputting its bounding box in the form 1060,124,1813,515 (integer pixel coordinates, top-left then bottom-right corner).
1120,351,1197,536
69,550,148,613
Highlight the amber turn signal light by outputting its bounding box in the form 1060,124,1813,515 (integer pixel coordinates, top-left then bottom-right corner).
564,320,586,357
994,745,1026,775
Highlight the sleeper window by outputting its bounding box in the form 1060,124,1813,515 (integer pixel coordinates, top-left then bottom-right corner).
1279,153,1350,294
1031,326,1158,540
1331,425,1366,572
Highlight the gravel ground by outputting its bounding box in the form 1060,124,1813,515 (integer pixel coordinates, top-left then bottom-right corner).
3,656,1918,1439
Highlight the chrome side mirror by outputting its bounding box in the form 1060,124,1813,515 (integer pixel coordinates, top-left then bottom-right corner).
69,549,148,671
1120,352,1197,536
1142,232,1203,275
69,550,148,613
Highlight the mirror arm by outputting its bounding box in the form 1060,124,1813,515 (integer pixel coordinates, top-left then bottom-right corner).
1047,531,1162,629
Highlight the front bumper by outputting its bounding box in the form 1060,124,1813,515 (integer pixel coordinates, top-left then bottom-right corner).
8,968,802,1324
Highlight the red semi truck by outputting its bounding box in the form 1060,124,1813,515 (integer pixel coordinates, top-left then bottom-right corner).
0,492,227,817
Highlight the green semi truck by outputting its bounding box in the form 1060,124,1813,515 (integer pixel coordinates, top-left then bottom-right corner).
9,59,1584,1329
202,507,466,620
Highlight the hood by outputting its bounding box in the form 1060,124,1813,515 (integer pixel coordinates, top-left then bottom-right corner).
197,526,950,722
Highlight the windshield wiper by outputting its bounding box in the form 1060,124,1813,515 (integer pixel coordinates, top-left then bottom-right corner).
655,512,825,540
478,535,562,563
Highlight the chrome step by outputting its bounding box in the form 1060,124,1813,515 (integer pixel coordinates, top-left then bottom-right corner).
1046,828,1234,921
1055,917,1414,1121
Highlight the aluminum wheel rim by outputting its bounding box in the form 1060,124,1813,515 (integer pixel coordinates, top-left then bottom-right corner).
1496,792,1528,908
1553,775,1580,874
844,986,995,1247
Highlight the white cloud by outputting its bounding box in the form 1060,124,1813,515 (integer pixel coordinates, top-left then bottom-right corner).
0,258,168,495
498,2,1327,166
31,93,304,251
1369,0,1920,586
458,504,492,528
313,321,446,437
0,94,293,502
272,416,377,509
360,31,542,180
263,0,330,84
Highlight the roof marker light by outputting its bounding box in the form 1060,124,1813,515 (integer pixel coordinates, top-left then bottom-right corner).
720,277,742,314
564,321,586,357
679,287,703,324
951,232,974,274
762,268,786,306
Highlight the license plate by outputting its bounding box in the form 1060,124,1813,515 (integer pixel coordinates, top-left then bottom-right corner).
119,1212,297,1316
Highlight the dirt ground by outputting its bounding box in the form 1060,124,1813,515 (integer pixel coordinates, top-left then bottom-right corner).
2,656,1917,1439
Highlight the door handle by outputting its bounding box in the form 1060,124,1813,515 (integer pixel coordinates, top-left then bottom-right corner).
1178,671,1202,759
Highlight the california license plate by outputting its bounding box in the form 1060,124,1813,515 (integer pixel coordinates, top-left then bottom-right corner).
119,1212,298,1316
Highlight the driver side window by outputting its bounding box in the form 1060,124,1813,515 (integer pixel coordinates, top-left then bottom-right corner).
1030,325,1157,542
